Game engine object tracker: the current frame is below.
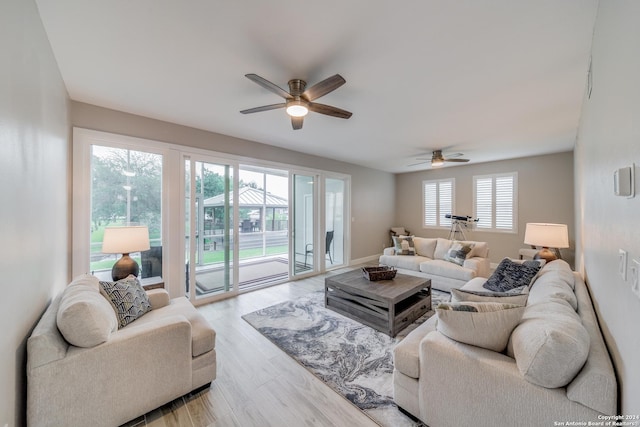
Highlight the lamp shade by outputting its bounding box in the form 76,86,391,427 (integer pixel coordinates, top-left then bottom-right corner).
524,223,569,248
102,226,150,254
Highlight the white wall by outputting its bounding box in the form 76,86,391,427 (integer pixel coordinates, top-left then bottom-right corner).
0,0,70,425
575,1,640,414
395,152,575,264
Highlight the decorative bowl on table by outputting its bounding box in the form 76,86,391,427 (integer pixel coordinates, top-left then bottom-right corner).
362,266,397,281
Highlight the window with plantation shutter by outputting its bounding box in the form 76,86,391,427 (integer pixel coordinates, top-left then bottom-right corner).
423,178,455,228
473,173,517,232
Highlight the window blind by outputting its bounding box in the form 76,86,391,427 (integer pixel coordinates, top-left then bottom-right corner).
423,179,454,227
474,173,517,232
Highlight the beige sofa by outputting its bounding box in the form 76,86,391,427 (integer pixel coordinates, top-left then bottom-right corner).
392,260,617,426
379,237,491,292
27,274,216,427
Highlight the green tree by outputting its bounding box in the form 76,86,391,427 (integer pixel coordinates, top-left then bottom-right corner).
91,148,162,238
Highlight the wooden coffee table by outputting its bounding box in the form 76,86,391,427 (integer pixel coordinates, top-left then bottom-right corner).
324,269,431,337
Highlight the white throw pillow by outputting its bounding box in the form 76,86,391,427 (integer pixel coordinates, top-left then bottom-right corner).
436,301,525,352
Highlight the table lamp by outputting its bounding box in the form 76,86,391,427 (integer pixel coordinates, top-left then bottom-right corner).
523,223,569,263
102,226,150,281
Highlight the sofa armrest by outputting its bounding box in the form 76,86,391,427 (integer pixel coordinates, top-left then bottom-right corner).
383,247,396,256
462,256,490,278
146,288,171,309
28,315,193,427
417,332,601,426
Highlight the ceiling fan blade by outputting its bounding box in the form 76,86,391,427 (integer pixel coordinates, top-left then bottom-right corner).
302,74,346,101
444,158,470,163
245,74,292,99
240,103,286,114
408,161,429,167
291,116,304,130
308,102,352,119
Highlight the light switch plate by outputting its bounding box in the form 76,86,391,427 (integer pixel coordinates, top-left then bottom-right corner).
631,259,640,299
619,249,628,280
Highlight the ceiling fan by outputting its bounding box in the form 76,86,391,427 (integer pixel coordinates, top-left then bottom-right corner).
411,150,470,167
240,73,352,130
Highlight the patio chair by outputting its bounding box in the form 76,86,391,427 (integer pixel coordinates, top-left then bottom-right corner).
304,231,334,267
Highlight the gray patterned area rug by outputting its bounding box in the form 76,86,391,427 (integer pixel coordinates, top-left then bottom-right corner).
242,289,450,427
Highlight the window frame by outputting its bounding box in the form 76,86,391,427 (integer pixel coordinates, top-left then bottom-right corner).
472,172,518,233
422,178,455,229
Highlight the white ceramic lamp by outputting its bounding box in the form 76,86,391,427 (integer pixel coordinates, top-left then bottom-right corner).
524,223,569,263
102,226,150,281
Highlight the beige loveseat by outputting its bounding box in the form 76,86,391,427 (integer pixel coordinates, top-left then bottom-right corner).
27,274,216,427
379,237,491,292
392,260,617,426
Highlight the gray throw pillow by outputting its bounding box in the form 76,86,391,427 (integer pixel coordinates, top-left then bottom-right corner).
443,241,474,266
99,275,152,328
483,258,541,293
393,235,416,256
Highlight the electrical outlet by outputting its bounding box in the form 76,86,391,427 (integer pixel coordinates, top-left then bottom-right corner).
631,259,640,299
619,249,628,280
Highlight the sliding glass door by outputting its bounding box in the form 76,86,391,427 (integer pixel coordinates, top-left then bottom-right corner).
185,157,237,301
325,177,347,268
292,173,317,276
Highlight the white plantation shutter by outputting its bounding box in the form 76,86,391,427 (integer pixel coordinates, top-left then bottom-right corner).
474,173,517,232
423,179,455,227
423,182,437,226
475,177,493,229
495,176,514,230
439,180,453,227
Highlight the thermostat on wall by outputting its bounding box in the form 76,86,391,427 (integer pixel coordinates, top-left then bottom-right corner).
614,164,635,198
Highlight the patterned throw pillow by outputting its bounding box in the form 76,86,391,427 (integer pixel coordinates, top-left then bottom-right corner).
483,258,542,293
393,235,416,256
99,275,152,328
436,301,525,352
443,241,474,266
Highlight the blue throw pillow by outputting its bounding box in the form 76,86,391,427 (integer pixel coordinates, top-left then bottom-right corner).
483,258,541,293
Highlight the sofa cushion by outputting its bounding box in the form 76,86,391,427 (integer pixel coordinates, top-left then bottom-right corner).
57,275,118,348
392,235,416,256
99,276,152,328
380,254,429,271
463,241,489,258
393,316,438,379
508,299,590,388
413,237,437,258
436,302,525,352
443,241,474,266
451,288,528,306
483,258,541,293
419,259,476,281
134,297,216,357
433,238,452,260
528,260,577,310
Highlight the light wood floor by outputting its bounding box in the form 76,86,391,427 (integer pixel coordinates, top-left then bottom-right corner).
122,268,380,427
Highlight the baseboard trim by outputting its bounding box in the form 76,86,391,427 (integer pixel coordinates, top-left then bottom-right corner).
349,254,380,266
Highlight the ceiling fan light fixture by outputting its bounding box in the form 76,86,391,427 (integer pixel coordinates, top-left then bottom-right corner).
431,159,444,167
286,99,309,117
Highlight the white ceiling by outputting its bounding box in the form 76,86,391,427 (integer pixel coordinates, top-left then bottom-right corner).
35,0,598,173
